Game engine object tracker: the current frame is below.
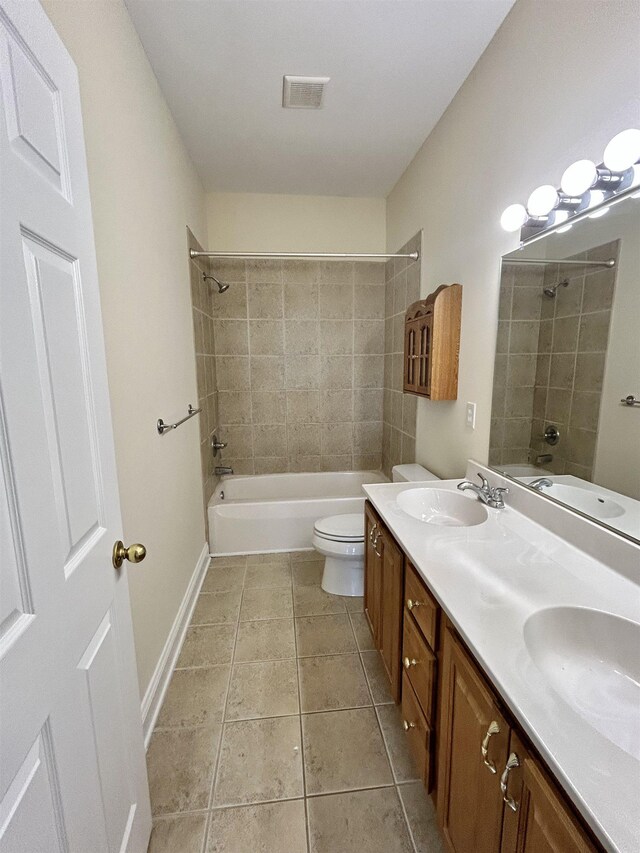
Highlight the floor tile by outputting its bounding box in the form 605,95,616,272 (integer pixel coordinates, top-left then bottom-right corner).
291,561,324,586
343,595,364,613
212,556,248,567
246,552,291,566
293,584,347,616
295,614,357,657
360,650,394,704
376,704,421,782
307,787,414,853
302,707,393,794
213,716,304,806
349,612,376,651
156,665,230,729
290,549,319,562
147,727,219,814
298,654,372,712
234,618,295,662
244,562,292,589
202,563,246,592
148,814,208,853
191,590,242,626
240,587,293,621
177,625,236,668
225,659,299,720
206,800,307,853
397,781,444,852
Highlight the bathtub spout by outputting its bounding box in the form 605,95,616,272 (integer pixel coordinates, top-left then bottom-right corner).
215,466,233,476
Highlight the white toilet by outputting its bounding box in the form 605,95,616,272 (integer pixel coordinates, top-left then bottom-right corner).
313,464,440,596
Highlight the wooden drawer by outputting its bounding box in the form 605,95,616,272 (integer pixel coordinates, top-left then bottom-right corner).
404,561,439,650
401,673,432,791
403,611,437,725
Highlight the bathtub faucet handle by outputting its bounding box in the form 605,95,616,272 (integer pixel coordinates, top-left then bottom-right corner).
211,434,227,457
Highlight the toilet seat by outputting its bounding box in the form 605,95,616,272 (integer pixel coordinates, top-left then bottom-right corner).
313,513,364,543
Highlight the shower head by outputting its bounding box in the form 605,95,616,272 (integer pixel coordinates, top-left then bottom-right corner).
543,279,569,298
203,273,230,293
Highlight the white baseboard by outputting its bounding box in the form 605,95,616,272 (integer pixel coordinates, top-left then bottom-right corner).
140,543,209,749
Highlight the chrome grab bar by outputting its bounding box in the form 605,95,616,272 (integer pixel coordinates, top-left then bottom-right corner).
157,404,201,435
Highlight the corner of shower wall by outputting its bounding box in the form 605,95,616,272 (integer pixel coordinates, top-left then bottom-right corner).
382,231,421,478
187,227,220,538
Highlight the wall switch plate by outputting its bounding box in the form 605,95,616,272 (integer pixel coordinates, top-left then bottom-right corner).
466,402,476,429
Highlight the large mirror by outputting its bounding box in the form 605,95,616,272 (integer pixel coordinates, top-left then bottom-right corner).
489,195,640,542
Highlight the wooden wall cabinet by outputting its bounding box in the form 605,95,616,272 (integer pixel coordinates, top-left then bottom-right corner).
404,283,462,400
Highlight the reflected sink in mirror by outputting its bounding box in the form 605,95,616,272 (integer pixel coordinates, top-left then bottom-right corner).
524,606,640,760
540,483,625,520
397,488,488,527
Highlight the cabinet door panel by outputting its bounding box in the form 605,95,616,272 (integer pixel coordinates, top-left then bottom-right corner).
364,503,382,646
380,529,404,703
501,731,596,853
401,673,432,789
405,561,439,649
437,626,509,853
403,611,437,725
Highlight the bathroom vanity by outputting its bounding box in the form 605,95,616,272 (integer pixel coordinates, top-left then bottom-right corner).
363,463,639,853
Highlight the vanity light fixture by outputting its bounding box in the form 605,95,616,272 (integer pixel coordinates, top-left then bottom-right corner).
500,127,640,240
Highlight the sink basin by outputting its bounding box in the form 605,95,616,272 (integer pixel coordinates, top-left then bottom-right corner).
543,484,625,519
524,607,640,759
397,488,488,527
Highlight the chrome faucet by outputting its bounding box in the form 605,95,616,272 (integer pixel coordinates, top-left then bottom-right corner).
529,477,553,491
457,473,509,509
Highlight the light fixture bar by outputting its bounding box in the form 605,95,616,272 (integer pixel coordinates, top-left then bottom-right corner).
503,257,615,267
189,250,419,262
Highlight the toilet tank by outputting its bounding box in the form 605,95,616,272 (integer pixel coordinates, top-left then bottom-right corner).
392,464,440,482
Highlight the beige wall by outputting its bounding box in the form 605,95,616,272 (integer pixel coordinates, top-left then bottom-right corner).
207,192,386,253
43,0,207,699
386,0,640,479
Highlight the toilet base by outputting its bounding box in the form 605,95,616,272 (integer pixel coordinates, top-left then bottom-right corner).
320,554,364,597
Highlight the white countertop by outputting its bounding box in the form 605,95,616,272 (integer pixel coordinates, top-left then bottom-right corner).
363,474,640,853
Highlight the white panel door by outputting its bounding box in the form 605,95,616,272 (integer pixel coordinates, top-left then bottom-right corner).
0,2,151,851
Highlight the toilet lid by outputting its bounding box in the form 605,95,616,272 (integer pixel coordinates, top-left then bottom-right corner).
314,513,365,542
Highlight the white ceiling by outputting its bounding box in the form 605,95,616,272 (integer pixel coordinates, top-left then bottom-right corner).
125,0,515,197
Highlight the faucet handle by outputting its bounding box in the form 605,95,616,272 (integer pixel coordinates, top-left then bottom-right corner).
476,473,489,490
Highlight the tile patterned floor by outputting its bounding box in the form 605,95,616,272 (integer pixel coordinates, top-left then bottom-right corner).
147,551,444,853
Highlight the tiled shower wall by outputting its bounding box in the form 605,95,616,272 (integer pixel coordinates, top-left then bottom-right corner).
188,230,220,533
382,233,421,478
490,240,618,477
203,258,386,474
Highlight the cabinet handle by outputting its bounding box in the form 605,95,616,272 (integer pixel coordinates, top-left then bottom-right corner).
403,720,416,731
480,721,501,774
373,540,383,558
368,523,378,543
403,656,418,670
500,753,520,812
406,598,421,611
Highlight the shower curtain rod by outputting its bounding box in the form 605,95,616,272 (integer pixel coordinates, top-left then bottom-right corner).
189,250,419,262
503,257,615,268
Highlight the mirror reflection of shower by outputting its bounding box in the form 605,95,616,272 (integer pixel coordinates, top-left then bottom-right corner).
543,278,569,298
203,272,230,293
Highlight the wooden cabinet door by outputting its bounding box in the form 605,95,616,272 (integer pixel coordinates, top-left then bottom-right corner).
501,731,596,853
437,625,510,853
380,529,404,702
364,503,382,646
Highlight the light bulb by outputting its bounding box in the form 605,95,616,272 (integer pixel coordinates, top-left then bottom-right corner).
603,128,640,172
585,189,606,210
550,210,569,226
527,185,558,216
500,203,528,232
561,160,597,195
589,206,610,219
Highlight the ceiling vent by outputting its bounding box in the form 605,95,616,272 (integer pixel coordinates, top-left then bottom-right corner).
282,75,330,109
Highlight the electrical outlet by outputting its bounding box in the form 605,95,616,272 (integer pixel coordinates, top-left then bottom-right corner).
466,402,476,429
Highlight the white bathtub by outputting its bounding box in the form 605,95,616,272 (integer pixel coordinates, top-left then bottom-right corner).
208,470,387,555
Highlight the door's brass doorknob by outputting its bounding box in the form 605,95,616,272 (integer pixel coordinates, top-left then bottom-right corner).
112,540,147,569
